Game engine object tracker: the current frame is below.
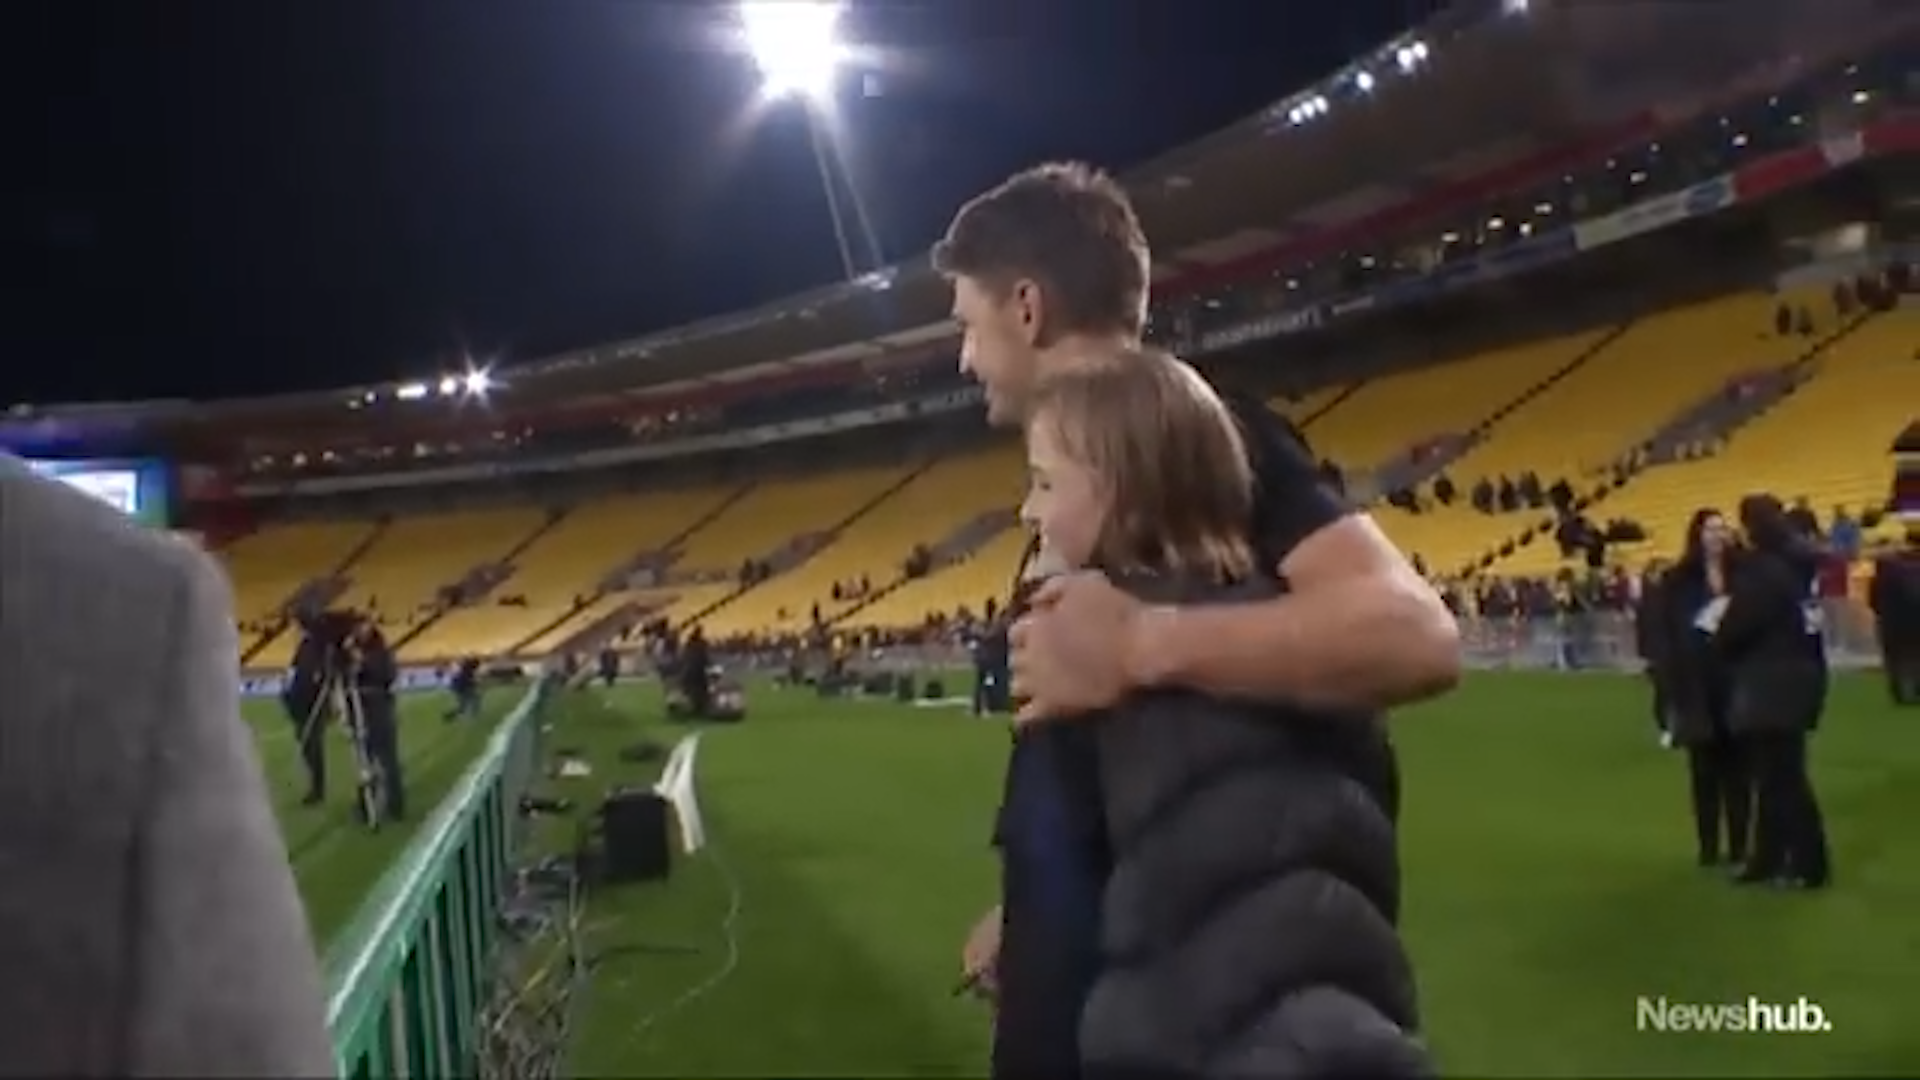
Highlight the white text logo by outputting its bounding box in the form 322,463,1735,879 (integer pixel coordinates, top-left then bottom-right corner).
1636,996,1832,1035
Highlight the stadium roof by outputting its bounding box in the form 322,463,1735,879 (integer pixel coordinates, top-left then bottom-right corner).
11,0,1913,456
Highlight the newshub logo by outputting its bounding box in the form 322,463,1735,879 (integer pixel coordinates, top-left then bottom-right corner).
1637,996,1832,1035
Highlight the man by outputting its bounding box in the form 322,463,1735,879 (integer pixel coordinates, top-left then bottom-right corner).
1634,558,1677,747
0,455,334,1075
352,620,407,821
936,163,1459,1076
283,613,333,802
444,654,483,721
1869,528,1920,705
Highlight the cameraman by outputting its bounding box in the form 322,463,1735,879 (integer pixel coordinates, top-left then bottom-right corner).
282,612,333,805
351,622,407,821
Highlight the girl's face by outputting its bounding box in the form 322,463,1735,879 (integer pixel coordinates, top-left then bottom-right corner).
1020,416,1107,570
1700,513,1734,555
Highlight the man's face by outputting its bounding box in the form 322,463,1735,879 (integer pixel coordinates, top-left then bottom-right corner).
951,274,1041,428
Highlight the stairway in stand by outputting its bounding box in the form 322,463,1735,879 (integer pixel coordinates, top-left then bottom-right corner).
240,518,390,665
674,460,942,629
390,509,573,653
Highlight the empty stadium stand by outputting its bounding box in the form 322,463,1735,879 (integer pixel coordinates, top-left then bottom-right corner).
1379,290,1871,575
251,506,548,668
662,462,924,632
1274,384,1353,426
1593,304,1919,567
1307,327,1616,470
846,517,1030,631
717,442,1025,634
226,519,382,660
225,519,379,625
401,483,746,661
1451,292,1837,483
514,582,736,657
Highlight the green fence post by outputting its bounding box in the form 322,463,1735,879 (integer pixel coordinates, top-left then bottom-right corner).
322,677,552,1077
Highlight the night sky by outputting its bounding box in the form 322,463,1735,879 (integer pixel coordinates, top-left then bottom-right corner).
11,0,1422,405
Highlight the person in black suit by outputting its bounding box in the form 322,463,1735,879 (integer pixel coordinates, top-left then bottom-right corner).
1634,558,1676,747
1659,509,1751,868
1868,531,1920,705
1714,495,1831,889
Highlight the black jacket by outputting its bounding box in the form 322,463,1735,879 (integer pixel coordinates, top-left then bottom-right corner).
1713,547,1827,735
353,639,397,702
1655,566,1734,746
1634,577,1673,680
1870,553,1920,645
1078,575,1427,1080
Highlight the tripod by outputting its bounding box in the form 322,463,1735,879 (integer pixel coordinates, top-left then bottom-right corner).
298,663,390,832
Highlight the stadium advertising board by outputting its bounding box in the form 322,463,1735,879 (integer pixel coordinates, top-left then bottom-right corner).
26,457,175,528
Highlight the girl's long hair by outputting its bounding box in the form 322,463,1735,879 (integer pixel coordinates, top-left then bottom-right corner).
1028,348,1256,583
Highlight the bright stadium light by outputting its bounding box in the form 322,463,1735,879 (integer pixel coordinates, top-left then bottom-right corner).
732,0,884,283
741,0,847,102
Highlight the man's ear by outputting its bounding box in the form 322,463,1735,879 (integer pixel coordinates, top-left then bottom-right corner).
1012,279,1044,346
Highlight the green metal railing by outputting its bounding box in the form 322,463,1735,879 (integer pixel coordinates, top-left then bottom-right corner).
322,678,552,1078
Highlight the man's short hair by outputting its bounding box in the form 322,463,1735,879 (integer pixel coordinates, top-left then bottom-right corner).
932,162,1150,342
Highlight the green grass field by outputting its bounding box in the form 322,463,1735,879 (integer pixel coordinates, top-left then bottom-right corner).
488,672,1920,1078
250,687,514,948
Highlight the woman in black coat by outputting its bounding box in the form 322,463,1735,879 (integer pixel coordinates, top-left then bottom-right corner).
1712,495,1831,888
1658,509,1750,868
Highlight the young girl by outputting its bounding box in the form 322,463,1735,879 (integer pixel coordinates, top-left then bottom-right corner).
1019,349,1429,1079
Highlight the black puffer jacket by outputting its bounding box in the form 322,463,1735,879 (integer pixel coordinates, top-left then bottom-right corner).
1078,575,1429,1079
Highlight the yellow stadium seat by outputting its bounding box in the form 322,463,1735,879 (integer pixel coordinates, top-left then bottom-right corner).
662,463,918,631
1310,329,1610,468
1588,304,1918,571
223,518,379,632
848,521,1029,631
252,506,547,668
402,483,743,661
711,442,1025,636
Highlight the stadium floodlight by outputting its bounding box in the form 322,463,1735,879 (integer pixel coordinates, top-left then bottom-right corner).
740,0,847,103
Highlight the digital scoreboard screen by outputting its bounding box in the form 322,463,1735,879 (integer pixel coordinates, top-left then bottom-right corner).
26,458,175,528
